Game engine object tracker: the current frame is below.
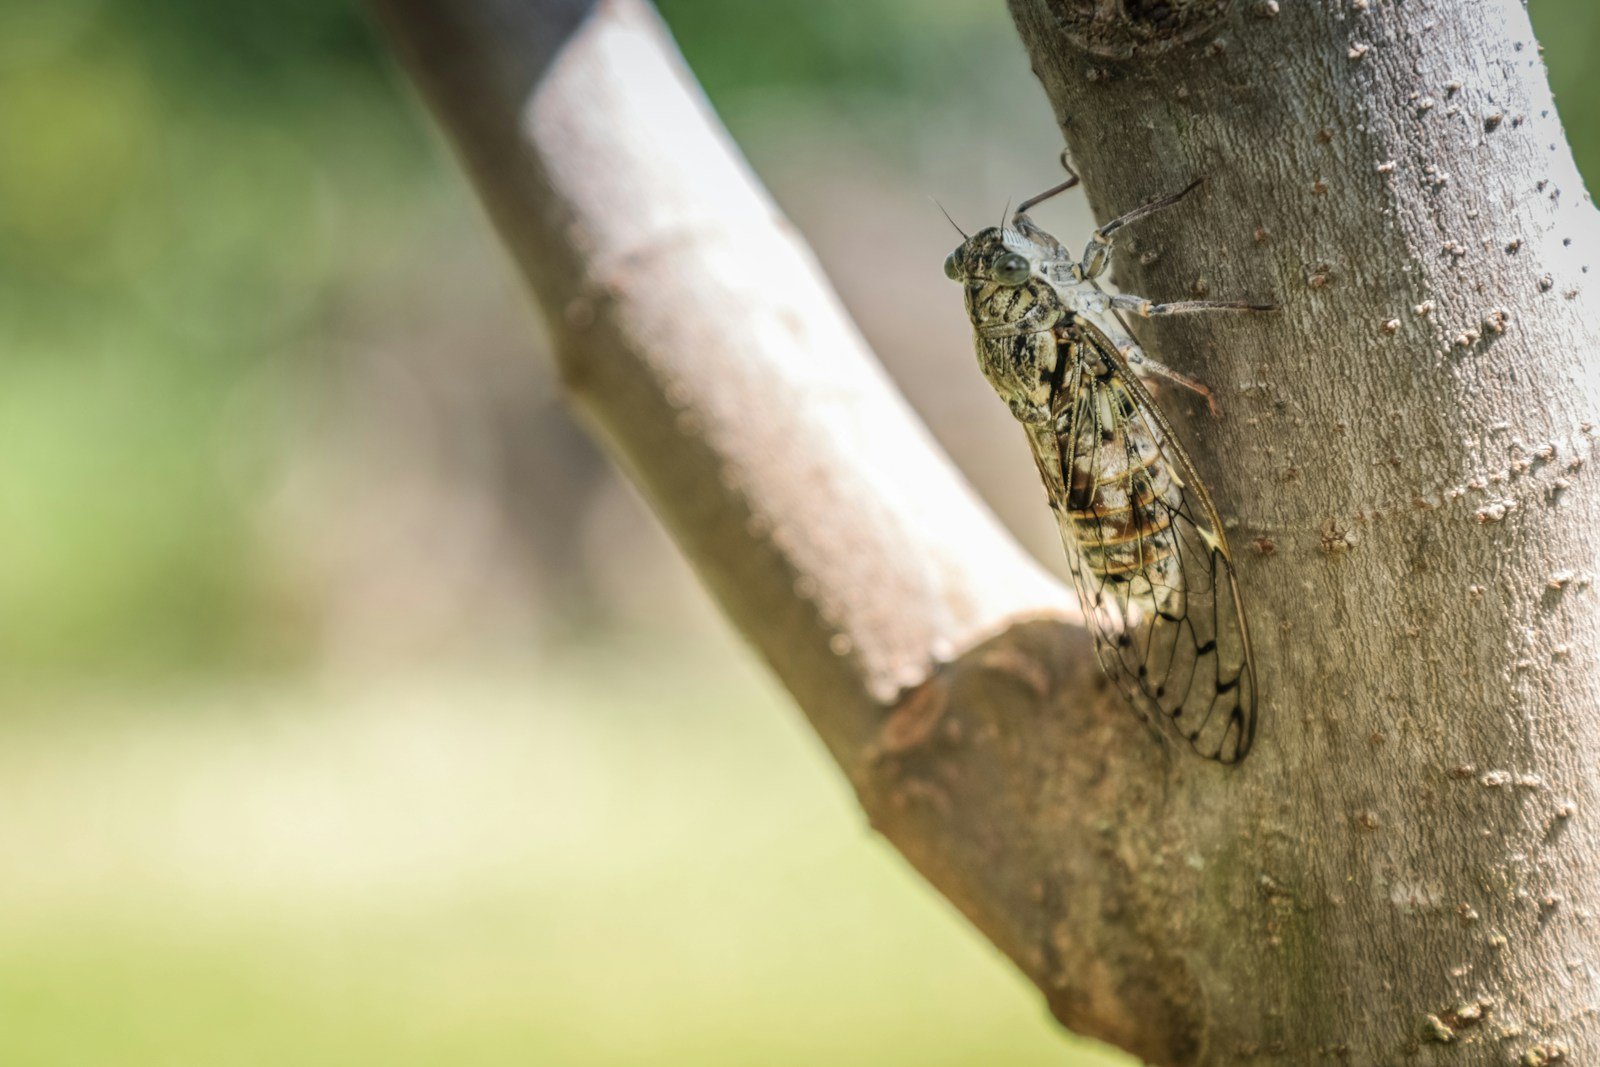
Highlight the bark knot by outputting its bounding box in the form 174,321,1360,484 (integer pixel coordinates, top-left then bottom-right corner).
1041,0,1231,60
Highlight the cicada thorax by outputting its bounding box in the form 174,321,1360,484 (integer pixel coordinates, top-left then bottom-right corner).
1069,399,1184,607
965,277,1067,426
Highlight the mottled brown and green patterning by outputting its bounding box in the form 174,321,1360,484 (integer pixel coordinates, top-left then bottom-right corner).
944,173,1272,763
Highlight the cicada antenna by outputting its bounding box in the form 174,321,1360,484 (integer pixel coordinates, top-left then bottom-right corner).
930,198,968,239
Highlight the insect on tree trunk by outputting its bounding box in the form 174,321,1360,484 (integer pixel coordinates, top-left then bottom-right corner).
369,0,1600,1062
1005,0,1600,1060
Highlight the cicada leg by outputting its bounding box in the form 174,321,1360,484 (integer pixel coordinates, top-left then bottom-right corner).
1118,347,1220,416
1078,179,1203,277
1113,297,1278,316
1103,295,1279,416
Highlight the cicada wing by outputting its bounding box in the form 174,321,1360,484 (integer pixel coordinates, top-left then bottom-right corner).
1039,330,1257,763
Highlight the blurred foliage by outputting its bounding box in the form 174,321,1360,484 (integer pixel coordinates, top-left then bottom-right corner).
0,0,1595,675
657,0,1010,111
1536,0,1600,181
0,1,440,676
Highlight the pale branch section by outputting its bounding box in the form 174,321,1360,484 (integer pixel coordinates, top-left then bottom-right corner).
366,0,1069,732
365,2,1203,1061
1007,0,1600,1062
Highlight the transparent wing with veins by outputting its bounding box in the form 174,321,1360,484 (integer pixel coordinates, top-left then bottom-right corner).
1036,324,1257,763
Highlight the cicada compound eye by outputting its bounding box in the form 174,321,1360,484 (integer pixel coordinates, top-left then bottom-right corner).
992,252,1030,285
943,251,962,281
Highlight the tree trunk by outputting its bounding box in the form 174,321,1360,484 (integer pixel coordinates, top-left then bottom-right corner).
369,0,1600,1062
1004,0,1600,1061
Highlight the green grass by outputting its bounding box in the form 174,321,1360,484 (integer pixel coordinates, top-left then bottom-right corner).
0,641,1129,1065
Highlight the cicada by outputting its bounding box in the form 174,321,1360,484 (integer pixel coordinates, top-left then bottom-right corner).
943,167,1270,763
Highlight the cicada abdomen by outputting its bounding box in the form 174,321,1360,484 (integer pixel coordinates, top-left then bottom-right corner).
1062,371,1182,607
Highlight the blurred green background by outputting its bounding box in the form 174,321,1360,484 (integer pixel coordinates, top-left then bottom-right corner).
0,1,1593,1063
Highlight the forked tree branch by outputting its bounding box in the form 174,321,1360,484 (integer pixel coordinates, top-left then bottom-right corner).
372,0,1600,1062
366,0,1174,1053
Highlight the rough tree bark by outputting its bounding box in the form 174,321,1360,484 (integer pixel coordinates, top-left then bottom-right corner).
369,0,1600,1062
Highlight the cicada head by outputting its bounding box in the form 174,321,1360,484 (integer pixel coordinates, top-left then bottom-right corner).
944,216,1073,426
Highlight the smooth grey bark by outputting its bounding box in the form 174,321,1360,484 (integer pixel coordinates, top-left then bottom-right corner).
369,0,1600,1062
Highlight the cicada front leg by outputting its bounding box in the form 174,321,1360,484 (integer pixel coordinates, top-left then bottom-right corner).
1102,295,1278,415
